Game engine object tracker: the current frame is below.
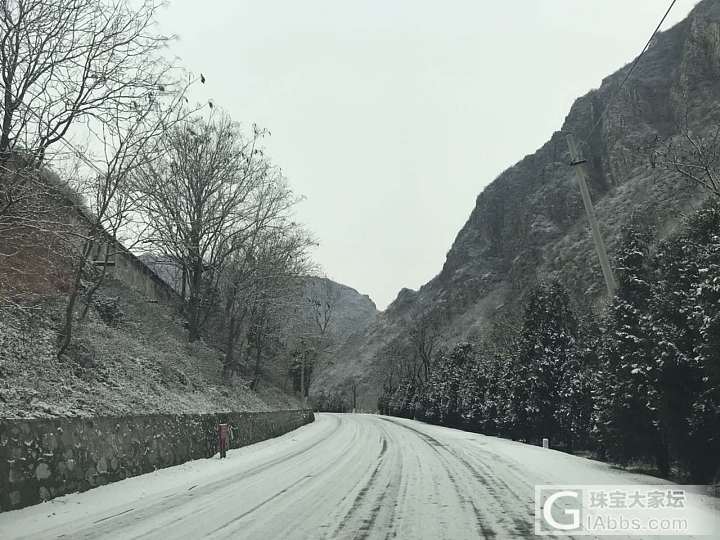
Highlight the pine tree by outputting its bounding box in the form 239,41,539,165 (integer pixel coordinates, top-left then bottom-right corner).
653,207,720,481
459,348,497,434
414,343,473,427
594,225,669,474
509,280,584,446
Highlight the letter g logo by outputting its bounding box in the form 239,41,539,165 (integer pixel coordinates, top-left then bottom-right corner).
543,490,581,531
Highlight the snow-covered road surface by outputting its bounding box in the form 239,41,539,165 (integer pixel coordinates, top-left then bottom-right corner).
1,413,717,539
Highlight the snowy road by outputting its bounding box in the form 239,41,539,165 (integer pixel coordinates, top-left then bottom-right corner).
1,413,717,539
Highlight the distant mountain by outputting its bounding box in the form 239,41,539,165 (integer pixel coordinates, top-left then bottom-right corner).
137,254,378,342
302,276,378,346
314,0,720,409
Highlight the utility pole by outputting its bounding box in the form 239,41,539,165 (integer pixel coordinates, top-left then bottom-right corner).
566,133,617,297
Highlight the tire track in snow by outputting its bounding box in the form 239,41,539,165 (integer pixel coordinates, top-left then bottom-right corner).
3,414,672,540
354,421,403,540
382,419,581,540
379,417,535,539
378,418,489,538
330,419,402,539
204,414,367,540
43,415,344,540
206,474,313,536
232,414,384,540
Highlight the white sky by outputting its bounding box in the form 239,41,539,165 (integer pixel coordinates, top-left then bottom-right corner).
159,0,699,310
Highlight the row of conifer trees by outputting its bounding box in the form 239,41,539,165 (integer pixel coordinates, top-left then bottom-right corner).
379,204,720,483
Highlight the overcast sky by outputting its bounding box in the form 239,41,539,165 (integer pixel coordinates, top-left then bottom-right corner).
159,0,698,310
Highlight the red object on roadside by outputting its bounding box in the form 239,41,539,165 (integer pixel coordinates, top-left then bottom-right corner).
218,423,229,458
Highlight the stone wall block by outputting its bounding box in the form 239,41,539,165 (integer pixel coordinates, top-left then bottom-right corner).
0,409,313,512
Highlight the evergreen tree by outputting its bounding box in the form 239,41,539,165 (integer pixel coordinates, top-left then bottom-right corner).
377,205,720,482
419,343,473,427
458,348,495,433
509,280,584,446
594,225,669,474
652,207,720,481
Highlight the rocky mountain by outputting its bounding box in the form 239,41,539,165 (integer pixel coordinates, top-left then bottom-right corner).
302,276,379,344
134,258,378,345
314,0,720,409
285,276,378,396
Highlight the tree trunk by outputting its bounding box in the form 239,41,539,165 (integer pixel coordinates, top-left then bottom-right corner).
1,83,14,156
655,432,671,478
180,264,187,303
223,314,237,378
57,246,90,359
300,354,305,402
80,242,112,321
250,344,262,390
57,284,80,359
187,258,203,341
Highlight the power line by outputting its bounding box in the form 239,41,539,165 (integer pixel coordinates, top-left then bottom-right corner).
567,0,678,298
583,0,678,143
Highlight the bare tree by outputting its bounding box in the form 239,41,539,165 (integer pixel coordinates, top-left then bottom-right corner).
289,277,341,399
56,78,196,358
219,222,314,381
408,309,442,383
648,89,720,201
380,314,441,393
652,123,720,199
0,0,181,341
349,379,357,411
245,231,314,389
134,112,280,341
378,341,408,411
0,0,170,261
0,0,169,164
305,277,340,339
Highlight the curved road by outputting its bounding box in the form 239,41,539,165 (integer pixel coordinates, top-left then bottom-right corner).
1,414,717,539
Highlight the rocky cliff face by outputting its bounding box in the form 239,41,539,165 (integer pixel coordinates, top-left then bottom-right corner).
302,276,379,345
315,0,720,409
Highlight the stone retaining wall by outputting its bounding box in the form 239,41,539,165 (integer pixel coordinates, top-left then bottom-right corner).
0,409,314,512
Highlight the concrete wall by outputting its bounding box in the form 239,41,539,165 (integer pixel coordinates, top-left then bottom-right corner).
110,247,180,305
0,409,314,512
68,209,181,305
83,229,181,305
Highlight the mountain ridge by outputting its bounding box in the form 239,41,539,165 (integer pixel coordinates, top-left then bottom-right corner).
314,0,720,408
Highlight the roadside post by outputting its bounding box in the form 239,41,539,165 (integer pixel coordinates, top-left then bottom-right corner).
542,438,549,449
218,423,229,458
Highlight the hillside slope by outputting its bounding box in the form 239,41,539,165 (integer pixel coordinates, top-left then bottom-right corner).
315,0,720,408
0,278,300,419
